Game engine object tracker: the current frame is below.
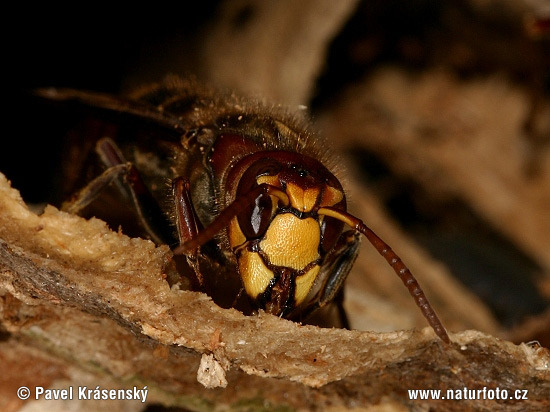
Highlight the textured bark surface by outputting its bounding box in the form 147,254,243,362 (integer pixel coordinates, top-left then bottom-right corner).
1,173,549,411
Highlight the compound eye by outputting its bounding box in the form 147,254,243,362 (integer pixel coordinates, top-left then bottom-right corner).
236,158,282,239
319,216,344,254
238,193,273,239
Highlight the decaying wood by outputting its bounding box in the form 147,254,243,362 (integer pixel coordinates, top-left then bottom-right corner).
1,172,549,411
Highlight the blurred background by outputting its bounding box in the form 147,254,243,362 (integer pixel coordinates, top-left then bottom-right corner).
3,0,549,346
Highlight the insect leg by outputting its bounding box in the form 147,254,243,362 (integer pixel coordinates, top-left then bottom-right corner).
98,138,176,245
172,177,201,251
63,137,174,245
62,163,130,214
172,177,204,287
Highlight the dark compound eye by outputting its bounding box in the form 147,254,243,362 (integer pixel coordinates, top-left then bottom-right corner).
235,158,282,239
238,192,273,239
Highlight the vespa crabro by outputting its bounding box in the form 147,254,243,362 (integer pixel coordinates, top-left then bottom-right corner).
35,77,450,344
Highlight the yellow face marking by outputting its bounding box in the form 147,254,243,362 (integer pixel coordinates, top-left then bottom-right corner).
228,217,247,248
229,173,334,307
295,265,320,306
238,249,275,299
260,214,320,269
256,174,281,187
321,185,343,207
285,183,320,212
